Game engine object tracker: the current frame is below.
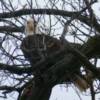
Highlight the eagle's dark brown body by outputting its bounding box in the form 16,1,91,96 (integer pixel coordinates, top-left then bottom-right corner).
21,34,62,64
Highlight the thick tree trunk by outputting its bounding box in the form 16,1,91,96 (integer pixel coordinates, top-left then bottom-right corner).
29,78,53,100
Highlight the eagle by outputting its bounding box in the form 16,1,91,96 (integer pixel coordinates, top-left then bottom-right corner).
23,18,94,92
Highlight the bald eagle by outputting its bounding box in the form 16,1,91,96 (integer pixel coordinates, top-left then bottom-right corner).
23,18,93,92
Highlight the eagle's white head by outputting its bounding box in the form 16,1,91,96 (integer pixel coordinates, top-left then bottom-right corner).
25,18,37,36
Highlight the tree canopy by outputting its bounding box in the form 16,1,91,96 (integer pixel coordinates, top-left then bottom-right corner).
0,0,100,100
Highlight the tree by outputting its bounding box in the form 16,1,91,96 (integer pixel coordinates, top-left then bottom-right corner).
0,0,100,100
